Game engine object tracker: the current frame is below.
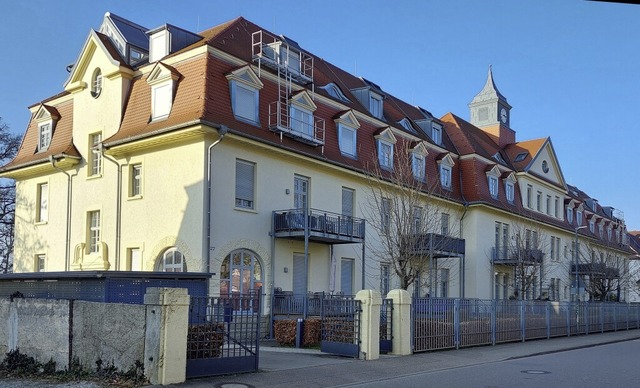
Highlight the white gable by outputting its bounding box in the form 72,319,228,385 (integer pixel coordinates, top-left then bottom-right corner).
526,139,566,190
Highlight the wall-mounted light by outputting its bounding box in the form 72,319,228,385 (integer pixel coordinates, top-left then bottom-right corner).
285,189,290,195
284,267,289,273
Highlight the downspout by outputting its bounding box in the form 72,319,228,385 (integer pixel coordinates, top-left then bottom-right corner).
205,125,228,275
458,156,469,298
49,156,73,271
101,147,124,271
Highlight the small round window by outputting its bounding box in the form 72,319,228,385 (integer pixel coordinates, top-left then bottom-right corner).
91,68,103,98
542,160,549,173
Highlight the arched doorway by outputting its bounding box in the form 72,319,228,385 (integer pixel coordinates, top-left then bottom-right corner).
220,249,263,299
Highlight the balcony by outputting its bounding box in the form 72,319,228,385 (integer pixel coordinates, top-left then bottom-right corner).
492,247,543,265
268,101,325,146
572,263,620,278
273,208,365,244
405,233,465,257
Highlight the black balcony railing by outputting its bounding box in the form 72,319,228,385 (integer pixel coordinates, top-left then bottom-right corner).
572,263,620,278
273,208,365,244
406,233,465,257
492,247,544,265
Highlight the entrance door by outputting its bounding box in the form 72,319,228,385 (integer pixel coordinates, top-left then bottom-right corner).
220,250,263,311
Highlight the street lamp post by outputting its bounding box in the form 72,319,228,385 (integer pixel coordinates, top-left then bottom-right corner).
574,225,588,302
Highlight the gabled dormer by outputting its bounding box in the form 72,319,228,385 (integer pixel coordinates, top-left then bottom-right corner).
34,105,60,153
334,110,360,158
226,66,264,124
486,165,502,199
410,141,429,182
147,62,181,121
414,107,443,146
350,78,385,120
374,127,396,170
99,12,150,67
437,153,455,190
502,172,517,204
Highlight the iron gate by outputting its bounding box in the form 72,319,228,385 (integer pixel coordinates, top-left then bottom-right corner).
186,292,261,378
321,296,361,357
380,298,393,353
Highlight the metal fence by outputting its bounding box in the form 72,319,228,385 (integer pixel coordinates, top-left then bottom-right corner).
320,297,362,358
187,293,261,378
413,298,640,353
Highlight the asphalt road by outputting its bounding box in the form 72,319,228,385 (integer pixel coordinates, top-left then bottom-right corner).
341,339,640,388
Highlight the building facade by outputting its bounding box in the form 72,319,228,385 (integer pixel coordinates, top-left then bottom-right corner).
1,13,635,308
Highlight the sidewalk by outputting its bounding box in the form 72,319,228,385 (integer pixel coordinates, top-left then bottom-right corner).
179,330,640,388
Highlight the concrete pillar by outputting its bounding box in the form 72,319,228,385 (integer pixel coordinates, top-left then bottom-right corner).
355,289,382,360
144,287,190,385
388,289,412,356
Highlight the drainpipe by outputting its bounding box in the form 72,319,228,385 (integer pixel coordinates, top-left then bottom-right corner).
101,147,124,271
205,125,228,275
49,155,74,271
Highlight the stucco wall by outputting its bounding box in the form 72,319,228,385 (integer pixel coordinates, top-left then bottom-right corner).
72,301,145,371
0,298,145,372
0,298,70,369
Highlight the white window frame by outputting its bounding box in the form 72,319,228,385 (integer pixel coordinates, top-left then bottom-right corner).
526,185,533,208
554,196,560,218
36,182,48,223
338,123,357,157
440,165,452,189
89,133,102,177
377,140,394,170
235,159,256,210
231,81,259,124
151,82,173,120
505,181,515,203
290,105,314,137
159,247,186,272
431,123,442,145
546,195,551,215
536,191,542,212
441,213,450,236
589,219,595,233
38,123,52,152
412,153,425,181
36,254,46,272
130,163,142,197
577,210,583,225
412,206,422,232
87,210,101,254
369,93,383,119
488,175,499,198
91,68,103,98
567,207,574,224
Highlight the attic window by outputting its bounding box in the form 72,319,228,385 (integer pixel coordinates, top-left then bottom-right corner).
398,118,415,133
431,123,442,145
91,68,103,98
494,152,506,164
320,83,350,103
38,123,52,152
514,152,527,162
369,92,383,119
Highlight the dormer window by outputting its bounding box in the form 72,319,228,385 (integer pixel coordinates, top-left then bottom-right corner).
34,104,59,153
577,210,583,225
598,224,604,239
589,218,595,233
320,83,350,103
514,152,528,163
375,128,396,170
226,67,264,125
335,110,360,158
369,92,383,119
431,123,442,146
290,105,314,137
147,62,181,121
438,153,455,190
567,207,574,224
486,165,501,199
412,153,425,181
398,118,415,133
91,68,103,98
607,227,612,241
505,181,515,203
38,123,52,152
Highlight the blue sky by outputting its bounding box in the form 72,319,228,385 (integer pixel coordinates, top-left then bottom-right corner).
1,0,639,229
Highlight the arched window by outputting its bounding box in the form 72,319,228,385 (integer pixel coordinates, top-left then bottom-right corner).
158,247,186,272
220,249,263,297
91,68,103,98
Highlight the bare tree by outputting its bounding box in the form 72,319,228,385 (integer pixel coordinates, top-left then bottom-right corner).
363,143,461,292
575,239,629,301
0,117,19,273
491,218,561,300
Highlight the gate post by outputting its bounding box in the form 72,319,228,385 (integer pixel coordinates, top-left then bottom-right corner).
144,287,190,385
388,289,412,356
355,289,382,360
